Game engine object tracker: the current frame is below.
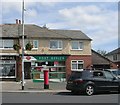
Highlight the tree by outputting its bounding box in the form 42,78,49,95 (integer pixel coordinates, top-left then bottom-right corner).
97,50,107,57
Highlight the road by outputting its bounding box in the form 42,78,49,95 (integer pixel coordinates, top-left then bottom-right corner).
2,92,120,104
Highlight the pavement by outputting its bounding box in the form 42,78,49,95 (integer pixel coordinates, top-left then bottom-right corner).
0,79,69,93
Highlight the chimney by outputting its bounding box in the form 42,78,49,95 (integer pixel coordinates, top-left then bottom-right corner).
19,20,21,24
16,19,19,24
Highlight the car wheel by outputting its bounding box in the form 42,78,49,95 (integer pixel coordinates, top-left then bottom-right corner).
85,85,94,96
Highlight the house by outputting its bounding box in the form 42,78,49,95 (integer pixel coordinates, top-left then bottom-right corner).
106,48,120,69
92,50,117,70
0,20,92,81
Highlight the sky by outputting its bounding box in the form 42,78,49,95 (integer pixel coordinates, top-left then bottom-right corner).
1,0,119,53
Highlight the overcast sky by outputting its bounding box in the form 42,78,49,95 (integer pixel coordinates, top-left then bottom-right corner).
1,0,119,52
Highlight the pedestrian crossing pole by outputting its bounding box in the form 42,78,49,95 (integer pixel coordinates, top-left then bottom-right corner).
22,0,25,90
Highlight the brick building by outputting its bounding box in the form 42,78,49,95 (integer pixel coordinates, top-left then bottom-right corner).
92,50,117,70
0,20,92,81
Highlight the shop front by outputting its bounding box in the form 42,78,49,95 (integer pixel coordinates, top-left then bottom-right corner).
24,55,67,81
0,56,17,80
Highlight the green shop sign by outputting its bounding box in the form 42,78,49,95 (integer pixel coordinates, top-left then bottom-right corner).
34,56,67,61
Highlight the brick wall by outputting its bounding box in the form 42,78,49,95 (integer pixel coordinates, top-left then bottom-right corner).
65,55,92,79
16,56,22,81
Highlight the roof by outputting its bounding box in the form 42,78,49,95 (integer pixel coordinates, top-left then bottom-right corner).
0,24,91,40
92,49,110,65
1,24,19,38
51,30,92,40
106,48,120,55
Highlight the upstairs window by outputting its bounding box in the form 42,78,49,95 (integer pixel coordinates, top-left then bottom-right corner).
50,40,62,50
113,54,118,61
0,39,13,49
0,40,3,48
33,40,38,49
25,40,39,49
71,41,83,50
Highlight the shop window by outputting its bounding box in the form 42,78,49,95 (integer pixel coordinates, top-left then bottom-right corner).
0,61,16,78
71,60,84,71
71,41,83,50
50,40,62,50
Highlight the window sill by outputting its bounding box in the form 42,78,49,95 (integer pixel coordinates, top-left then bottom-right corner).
49,48,62,51
71,69,84,71
71,49,83,51
0,48,14,50
31,48,38,51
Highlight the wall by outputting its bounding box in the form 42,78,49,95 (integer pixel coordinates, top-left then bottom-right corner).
65,55,92,79
19,38,91,55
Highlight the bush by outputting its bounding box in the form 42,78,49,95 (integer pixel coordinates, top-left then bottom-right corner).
13,44,21,51
25,42,33,51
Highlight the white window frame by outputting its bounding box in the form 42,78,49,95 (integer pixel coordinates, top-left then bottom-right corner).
0,39,14,50
32,40,39,50
25,39,39,50
49,40,63,50
71,41,83,50
71,60,84,71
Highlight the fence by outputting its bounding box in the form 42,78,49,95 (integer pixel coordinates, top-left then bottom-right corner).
31,70,66,83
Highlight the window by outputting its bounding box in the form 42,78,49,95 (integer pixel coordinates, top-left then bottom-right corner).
4,40,13,48
25,40,39,49
104,71,114,79
71,60,84,71
33,40,38,49
113,54,118,61
0,40,3,48
50,40,62,50
0,60,16,78
93,71,104,78
71,41,83,50
0,39,13,49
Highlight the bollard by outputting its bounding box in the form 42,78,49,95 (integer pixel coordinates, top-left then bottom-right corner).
44,70,49,89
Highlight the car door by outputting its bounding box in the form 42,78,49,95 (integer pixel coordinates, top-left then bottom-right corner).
103,71,119,91
93,71,108,91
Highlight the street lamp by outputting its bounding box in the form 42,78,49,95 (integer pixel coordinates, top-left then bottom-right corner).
21,0,25,90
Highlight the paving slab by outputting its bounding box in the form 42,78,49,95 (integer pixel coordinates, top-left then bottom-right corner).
1,80,68,93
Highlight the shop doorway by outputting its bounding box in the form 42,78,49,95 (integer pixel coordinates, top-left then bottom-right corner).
24,62,31,79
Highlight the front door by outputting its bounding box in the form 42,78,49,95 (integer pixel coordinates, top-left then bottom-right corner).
24,62,31,79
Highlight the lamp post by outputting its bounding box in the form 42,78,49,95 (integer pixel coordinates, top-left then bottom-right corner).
21,0,25,90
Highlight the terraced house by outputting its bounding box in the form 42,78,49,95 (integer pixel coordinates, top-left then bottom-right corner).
0,20,92,81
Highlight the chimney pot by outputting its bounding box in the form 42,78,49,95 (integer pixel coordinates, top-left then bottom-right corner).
16,19,19,24
19,20,21,24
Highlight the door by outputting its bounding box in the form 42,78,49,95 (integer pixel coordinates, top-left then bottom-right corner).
103,71,119,91
24,62,31,79
93,71,108,91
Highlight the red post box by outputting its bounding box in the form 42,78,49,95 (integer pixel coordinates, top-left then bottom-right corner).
44,70,49,89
